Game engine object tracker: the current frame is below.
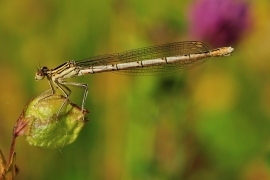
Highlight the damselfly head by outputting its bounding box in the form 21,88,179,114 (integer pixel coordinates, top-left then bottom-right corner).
35,66,48,80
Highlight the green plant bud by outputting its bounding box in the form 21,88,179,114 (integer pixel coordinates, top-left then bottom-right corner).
14,93,88,149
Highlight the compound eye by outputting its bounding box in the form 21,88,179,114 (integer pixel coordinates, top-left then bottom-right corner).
35,66,49,80
35,69,45,80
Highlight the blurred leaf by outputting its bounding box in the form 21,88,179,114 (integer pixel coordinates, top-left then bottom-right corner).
0,150,19,180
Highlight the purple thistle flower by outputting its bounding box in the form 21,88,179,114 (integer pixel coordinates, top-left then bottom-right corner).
188,0,251,47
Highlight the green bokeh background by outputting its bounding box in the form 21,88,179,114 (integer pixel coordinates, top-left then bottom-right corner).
0,0,270,179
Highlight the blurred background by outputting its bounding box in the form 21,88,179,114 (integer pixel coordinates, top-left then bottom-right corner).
0,0,270,179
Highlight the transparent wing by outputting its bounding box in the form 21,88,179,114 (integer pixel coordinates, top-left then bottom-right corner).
75,41,210,75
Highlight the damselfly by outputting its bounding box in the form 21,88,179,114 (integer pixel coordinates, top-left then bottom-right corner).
35,41,234,115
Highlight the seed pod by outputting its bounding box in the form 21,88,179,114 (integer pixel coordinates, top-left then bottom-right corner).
14,93,88,149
